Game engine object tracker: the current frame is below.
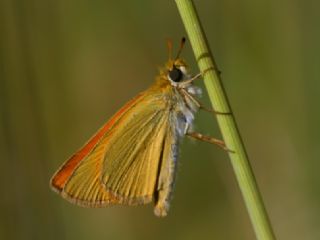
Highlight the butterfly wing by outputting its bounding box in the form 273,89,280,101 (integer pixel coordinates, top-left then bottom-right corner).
50,88,179,214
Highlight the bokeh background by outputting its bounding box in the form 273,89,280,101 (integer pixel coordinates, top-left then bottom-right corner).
1,0,319,239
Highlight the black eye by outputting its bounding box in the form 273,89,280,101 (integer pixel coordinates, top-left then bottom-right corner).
169,67,183,82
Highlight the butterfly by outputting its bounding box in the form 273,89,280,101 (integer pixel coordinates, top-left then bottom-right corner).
50,38,228,217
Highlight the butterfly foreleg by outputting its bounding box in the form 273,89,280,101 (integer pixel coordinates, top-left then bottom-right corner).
180,88,230,115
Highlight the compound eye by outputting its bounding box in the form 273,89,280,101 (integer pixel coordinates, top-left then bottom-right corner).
169,67,183,82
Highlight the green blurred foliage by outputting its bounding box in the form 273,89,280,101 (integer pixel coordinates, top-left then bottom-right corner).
0,0,319,239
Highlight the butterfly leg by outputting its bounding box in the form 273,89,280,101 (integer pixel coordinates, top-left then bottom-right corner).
186,131,234,152
194,100,230,115
180,88,231,115
180,67,220,87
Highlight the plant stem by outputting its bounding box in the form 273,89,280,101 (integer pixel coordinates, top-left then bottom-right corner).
175,0,276,239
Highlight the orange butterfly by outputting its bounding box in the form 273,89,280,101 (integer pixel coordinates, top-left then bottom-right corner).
50,38,227,217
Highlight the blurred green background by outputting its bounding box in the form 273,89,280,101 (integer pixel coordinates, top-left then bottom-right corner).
1,0,319,239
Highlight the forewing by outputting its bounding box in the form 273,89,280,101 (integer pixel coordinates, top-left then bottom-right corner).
52,90,170,206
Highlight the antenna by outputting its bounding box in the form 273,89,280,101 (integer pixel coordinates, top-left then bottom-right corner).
175,37,186,60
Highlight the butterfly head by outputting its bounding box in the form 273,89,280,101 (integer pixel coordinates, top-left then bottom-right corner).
165,59,189,84
163,37,191,85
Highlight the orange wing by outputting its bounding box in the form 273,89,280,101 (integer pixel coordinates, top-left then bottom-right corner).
50,92,146,205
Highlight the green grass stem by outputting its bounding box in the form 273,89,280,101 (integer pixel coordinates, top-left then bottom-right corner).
175,1,276,239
